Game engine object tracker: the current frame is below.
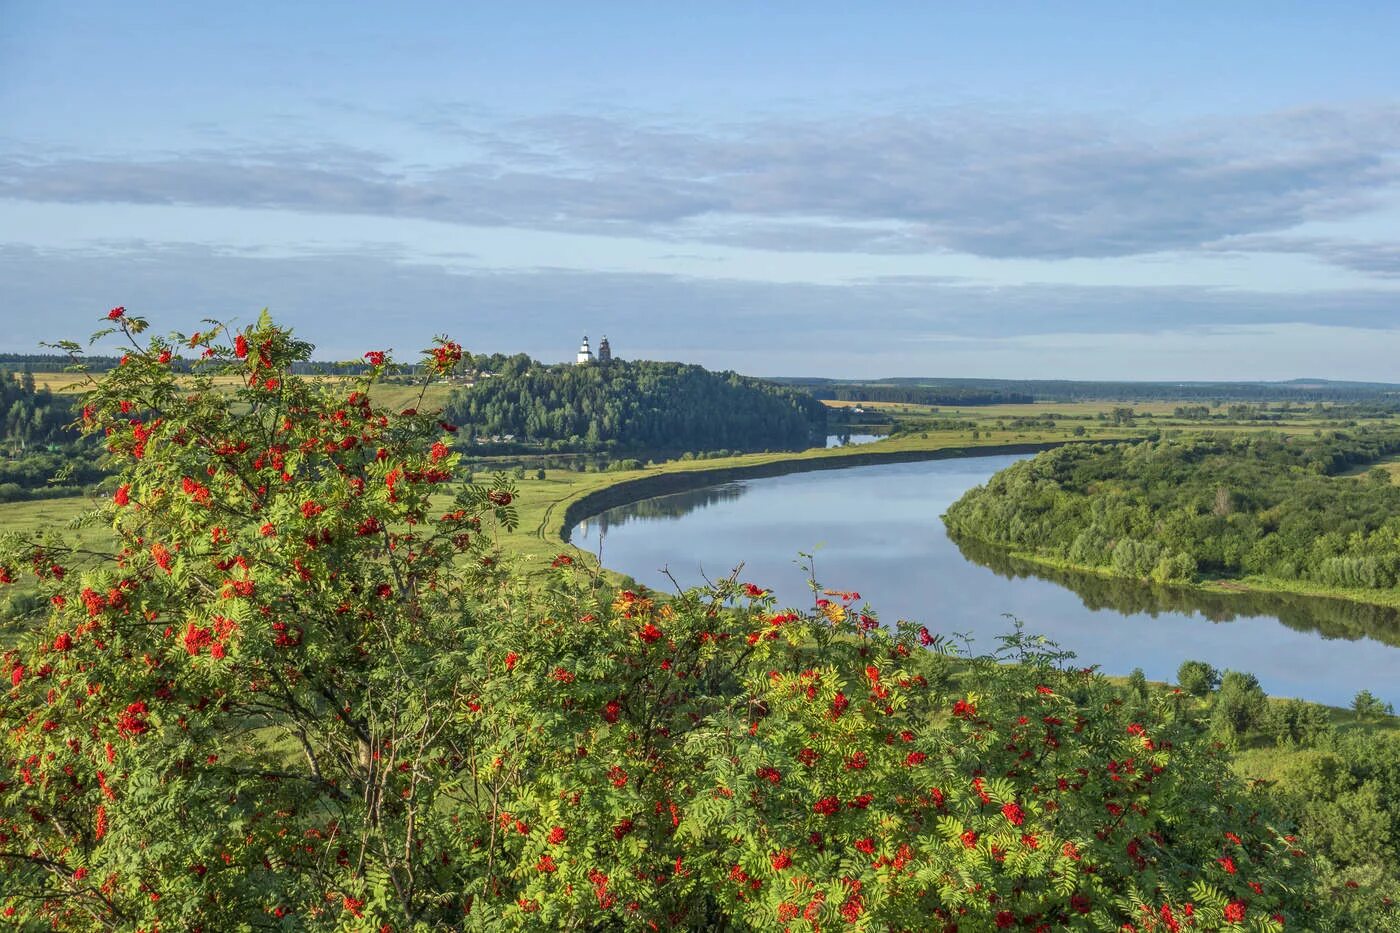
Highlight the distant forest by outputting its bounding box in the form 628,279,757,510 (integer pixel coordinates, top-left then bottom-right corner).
443,360,827,453
945,430,1400,590
776,376,1400,405
0,372,103,502
1,371,78,448
788,383,1034,406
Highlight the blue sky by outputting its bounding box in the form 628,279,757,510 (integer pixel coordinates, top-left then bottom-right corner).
3,2,1399,378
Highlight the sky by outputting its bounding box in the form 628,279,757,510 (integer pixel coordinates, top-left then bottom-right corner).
2,2,1399,379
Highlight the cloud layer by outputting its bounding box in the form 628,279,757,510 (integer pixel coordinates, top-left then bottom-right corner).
5,104,1400,263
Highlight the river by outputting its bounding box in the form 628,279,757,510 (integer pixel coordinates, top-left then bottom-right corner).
568,454,1400,708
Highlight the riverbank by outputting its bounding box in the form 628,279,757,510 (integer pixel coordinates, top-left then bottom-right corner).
0,431,1135,580
557,441,1070,548
950,532,1400,614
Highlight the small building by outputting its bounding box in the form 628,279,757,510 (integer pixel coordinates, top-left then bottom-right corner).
577,335,618,365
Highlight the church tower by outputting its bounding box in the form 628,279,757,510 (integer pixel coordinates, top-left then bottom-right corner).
597,336,612,363
576,336,594,365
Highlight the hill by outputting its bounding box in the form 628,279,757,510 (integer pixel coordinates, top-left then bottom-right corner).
443,359,827,453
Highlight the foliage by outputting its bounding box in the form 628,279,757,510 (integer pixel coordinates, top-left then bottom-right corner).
0,312,1347,930
944,433,1400,593
1263,700,1333,749
953,534,1400,649
443,359,826,454
0,448,109,503
1177,661,1221,699
1210,673,1270,744
1274,732,1400,923
0,372,107,503
1125,667,1149,704
793,383,1035,406
774,377,1400,405
1353,690,1396,719
0,371,81,450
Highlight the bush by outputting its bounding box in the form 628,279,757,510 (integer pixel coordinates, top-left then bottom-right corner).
1265,698,1334,748
0,312,1334,929
1125,667,1149,704
1178,659,1221,698
1352,689,1395,719
1212,670,1270,738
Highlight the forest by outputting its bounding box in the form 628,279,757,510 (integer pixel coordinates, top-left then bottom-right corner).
944,429,1400,591
782,381,1035,406
0,372,104,502
0,370,76,447
791,376,1400,404
443,359,828,453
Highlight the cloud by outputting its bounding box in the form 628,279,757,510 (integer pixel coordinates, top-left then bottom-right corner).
2,241,1399,379
1210,234,1400,278
4,103,1400,260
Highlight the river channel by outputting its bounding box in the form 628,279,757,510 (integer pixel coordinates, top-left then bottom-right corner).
568,454,1400,707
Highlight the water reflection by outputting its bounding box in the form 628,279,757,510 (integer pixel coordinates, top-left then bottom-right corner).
950,534,1400,649
825,433,884,448
573,484,746,541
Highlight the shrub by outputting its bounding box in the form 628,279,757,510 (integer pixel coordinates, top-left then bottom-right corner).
1265,698,1334,748
1212,671,1270,738
1125,667,1150,704
1178,659,1221,698
1352,689,1395,719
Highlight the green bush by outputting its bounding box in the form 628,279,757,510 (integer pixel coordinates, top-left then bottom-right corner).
1178,659,1221,698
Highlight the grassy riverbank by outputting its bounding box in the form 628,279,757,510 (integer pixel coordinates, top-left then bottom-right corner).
953,535,1400,612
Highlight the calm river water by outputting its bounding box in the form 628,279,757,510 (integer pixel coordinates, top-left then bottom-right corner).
569,454,1400,707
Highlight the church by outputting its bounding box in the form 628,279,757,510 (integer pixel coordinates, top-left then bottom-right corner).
575,336,613,364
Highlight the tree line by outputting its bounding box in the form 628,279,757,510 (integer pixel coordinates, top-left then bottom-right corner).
944,429,1400,590
443,359,828,453
799,376,1400,405
1118,660,1400,924
784,382,1034,406
0,372,105,501
0,371,77,447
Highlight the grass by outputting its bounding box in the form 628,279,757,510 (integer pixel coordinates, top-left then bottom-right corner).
0,493,112,554
1098,672,1400,787
1335,452,1400,482
5,395,1399,585
0,424,1134,595
1232,704,1400,785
